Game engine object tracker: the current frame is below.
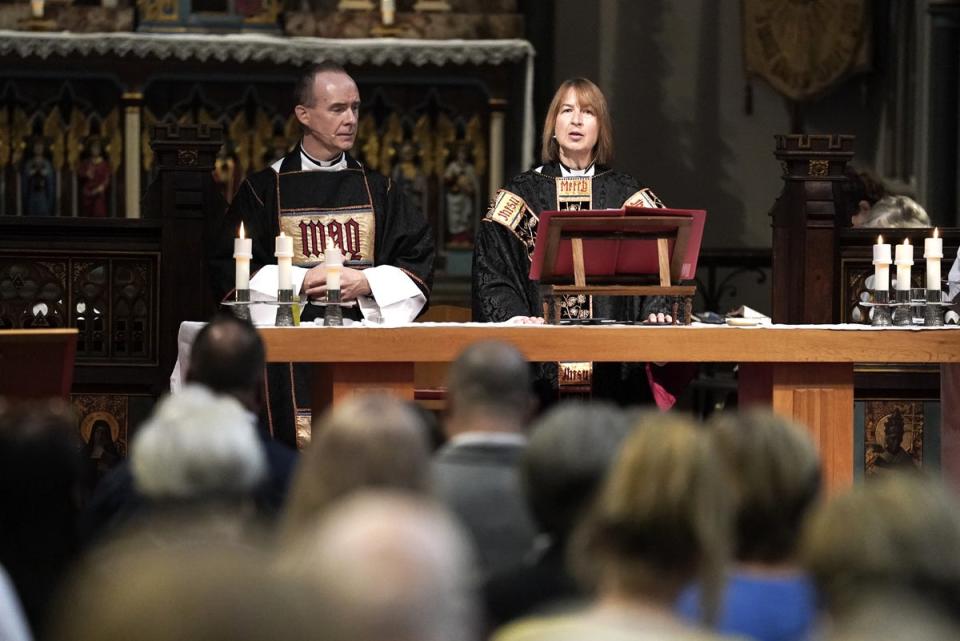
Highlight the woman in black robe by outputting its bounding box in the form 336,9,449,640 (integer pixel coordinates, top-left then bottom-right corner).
472,77,678,405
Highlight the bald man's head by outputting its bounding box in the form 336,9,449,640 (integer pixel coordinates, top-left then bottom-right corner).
447,341,532,423
282,491,478,641
187,314,265,411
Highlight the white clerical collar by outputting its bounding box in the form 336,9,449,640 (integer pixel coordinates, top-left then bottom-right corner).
534,162,596,177
448,431,528,448
559,161,595,177
300,146,347,172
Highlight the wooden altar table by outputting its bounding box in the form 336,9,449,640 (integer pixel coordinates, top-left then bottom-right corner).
259,324,960,491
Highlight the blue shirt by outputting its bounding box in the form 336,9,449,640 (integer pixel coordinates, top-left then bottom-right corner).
676,572,818,641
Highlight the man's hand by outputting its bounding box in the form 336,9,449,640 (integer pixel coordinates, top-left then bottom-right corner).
646,312,673,324
302,265,371,301
506,315,545,325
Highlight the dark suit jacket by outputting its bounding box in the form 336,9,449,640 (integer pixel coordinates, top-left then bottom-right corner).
432,437,537,579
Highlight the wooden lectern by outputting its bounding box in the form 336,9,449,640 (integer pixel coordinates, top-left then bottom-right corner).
0,329,78,400
530,208,705,324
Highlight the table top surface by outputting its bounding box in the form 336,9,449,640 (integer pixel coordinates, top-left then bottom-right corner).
256,323,960,364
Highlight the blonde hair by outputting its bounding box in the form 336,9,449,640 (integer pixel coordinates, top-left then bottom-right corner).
801,473,960,617
572,412,731,621
541,78,614,166
280,394,431,540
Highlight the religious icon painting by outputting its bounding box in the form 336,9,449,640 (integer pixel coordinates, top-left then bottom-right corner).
295,409,312,451
72,393,129,485
859,400,932,478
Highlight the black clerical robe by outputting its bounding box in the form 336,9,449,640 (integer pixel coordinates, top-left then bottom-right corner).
210,149,434,445
472,162,674,405
212,150,433,310
473,162,665,323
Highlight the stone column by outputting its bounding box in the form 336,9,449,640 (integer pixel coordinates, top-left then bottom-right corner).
122,91,143,219
488,98,506,199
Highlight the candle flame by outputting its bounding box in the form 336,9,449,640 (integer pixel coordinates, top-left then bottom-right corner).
934,227,939,239
903,238,910,246
239,222,245,239
280,231,286,238
877,235,883,244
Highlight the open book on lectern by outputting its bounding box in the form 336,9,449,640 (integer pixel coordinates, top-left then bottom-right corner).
529,207,707,283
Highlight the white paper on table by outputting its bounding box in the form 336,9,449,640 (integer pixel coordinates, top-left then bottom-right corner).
726,305,771,320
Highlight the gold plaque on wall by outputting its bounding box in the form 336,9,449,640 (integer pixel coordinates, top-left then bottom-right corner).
742,0,871,101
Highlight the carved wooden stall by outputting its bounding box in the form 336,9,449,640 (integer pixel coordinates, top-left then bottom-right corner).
0,124,220,452
769,133,959,480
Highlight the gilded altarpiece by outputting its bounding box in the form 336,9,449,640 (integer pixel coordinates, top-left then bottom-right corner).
0,78,125,218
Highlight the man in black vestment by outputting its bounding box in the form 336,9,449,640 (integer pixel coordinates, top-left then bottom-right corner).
210,62,434,445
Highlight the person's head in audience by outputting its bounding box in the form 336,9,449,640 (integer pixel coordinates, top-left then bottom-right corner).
824,588,960,641
709,410,821,565
51,540,324,641
187,313,265,413
852,194,931,228
0,399,83,636
523,401,632,549
843,167,886,225
573,412,731,622
445,341,533,436
279,491,478,641
801,473,960,621
281,394,431,539
130,385,266,508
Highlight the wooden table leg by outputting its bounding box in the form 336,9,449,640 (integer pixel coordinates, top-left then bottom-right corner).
311,362,416,415
740,362,855,493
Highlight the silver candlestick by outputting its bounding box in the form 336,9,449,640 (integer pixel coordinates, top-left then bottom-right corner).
232,288,250,321
324,289,344,326
275,289,295,327
892,289,912,326
871,290,892,327
925,289,944,326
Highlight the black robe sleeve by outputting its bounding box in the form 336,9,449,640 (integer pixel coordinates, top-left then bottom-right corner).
208,171,278,302
472,208,539,322
375,175,435,302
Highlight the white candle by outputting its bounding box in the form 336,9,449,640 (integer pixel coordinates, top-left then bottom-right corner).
381,0,395,24
30,0,43,18
275,231,293,292
233,222,252,291
894,239,913,291
325,246,344,292
924,228,943,291
872,234,891,292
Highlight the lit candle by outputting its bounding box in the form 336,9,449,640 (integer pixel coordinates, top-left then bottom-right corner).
233,222,252,291
30,0,43,18
872,234,891,291
924,228,943,291
381,0,395,24
894,238,913,291
275,231,293,292
325,246,344,292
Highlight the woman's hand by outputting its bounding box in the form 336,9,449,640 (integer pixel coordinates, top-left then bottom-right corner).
506,315,545,325
646,312,673,324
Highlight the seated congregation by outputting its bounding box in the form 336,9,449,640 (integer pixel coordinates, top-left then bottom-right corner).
2,314,959,641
